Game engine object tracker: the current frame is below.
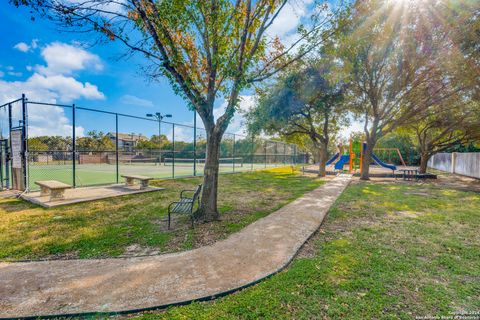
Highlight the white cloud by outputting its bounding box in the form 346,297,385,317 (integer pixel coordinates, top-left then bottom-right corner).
268,0,313,40
13,39,39,53
165,125,195,142
213,95,255,135
28,105,85,137
0,41,105,137
120,94,154,108
7,72,22,77
0,74,104,103
35,42,103,76
14,42,30,53
0,71,4,78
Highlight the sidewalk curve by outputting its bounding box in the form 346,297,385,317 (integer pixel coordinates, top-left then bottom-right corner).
0,174,352,318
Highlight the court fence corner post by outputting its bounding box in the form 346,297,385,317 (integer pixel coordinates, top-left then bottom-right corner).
115,114,119,184
193,110,197,176
172,123,175,179
21,93,28,191
233,134,236,173
72,103,76,188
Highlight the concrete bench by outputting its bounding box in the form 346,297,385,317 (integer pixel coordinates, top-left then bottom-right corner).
35,180,72,201
121,175,153,189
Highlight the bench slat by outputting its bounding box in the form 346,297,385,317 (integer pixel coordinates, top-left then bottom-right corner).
171,199,194,213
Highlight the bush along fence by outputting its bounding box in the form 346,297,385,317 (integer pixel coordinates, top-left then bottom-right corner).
428,152,480,179
0,95,308,191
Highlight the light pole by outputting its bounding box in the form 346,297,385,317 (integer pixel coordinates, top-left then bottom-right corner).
146,112,172,142
147,112,172,165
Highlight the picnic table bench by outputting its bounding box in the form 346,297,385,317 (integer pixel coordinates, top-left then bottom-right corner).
399,169,419,181
121,175,153,189
35,180,72,201
168,184,202,229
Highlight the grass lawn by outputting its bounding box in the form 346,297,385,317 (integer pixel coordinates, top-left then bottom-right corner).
0,166,324,261
133,179,480,319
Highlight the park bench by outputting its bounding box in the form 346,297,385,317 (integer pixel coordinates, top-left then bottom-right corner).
167,184,202,229
121,175,153,189
35,180,72,201
399,169,419,181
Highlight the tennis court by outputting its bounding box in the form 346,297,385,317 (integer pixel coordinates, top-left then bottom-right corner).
27,159,283,190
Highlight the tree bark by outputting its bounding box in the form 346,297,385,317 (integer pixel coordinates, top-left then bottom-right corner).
197,131,221,222
360,142,373,180
318,142,328,177
419,152,430,174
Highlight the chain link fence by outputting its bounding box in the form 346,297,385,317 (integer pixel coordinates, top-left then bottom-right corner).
19,98,307,191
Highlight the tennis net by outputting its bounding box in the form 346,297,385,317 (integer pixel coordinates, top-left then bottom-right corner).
119,157,160,165
163,157,243,167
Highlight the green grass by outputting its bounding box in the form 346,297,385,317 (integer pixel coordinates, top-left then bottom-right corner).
0,166,324,260
131,180,480,319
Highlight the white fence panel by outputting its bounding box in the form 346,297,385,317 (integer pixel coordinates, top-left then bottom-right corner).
454,153,480,179
428,152,480,179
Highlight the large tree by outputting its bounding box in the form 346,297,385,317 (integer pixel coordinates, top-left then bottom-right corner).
404,99,480,173
340,0,477,179
247,62,345,176
12,0,337,221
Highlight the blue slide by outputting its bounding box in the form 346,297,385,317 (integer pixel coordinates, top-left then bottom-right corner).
334,155,350,170
371,153,396,171
326,152,340,166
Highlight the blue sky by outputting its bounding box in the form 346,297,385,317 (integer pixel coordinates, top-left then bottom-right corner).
0,1,358,140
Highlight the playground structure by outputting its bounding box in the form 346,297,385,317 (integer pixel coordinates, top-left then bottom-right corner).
326,139,399,174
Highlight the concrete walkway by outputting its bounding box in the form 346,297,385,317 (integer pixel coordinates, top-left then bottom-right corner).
0,174,352,318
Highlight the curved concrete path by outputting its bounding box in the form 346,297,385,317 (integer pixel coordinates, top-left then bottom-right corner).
0,175,351,318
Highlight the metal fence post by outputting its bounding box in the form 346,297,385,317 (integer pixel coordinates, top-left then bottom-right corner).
115,114,119,184
293,145,297,165
264,142,267,168
233,134,236,173
172,123,175,179
72,103,76,188
21,94,28,190
7,103,12,189
193,111,197,176
251,136,254,171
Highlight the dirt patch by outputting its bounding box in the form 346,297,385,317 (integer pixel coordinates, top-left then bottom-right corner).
120,244,160,257
40,251,80,261
428,174,480,193
296,229,326,259
403,191,431,196
393,211,420,218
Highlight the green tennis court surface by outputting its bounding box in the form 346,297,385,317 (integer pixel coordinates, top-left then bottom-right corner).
27,162,286,190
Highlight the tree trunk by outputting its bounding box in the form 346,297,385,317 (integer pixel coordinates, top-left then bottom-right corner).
360,143,373,180
197,132,221,222
318,143,328,177
419,153,430,174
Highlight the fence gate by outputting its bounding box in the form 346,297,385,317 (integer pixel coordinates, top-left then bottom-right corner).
0,139,10,189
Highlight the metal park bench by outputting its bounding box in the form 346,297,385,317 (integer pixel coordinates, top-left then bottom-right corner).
167,184,202,229
35,180,72,201
121,175,153,189
399,169,419,181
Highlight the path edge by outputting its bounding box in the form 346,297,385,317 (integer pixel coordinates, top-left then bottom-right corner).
3,177,351,320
